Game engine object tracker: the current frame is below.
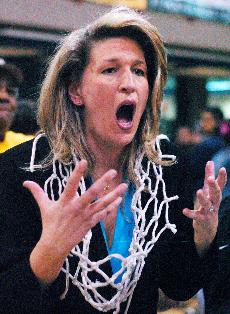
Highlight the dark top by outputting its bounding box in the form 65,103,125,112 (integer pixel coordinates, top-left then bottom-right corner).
203,196,230,314
0,137,216,314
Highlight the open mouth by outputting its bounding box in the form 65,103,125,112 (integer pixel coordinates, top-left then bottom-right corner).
116,103,136,130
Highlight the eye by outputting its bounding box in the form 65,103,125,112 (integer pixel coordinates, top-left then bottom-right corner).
102,67,117,74
133,68,146,77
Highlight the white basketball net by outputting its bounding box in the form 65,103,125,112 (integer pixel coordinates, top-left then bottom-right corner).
30,134,178,313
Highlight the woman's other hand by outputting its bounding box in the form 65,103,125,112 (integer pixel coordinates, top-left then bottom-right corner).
183,161,227,256
23,160,127,284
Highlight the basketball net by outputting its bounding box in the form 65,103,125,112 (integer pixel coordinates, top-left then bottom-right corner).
30,134,178,313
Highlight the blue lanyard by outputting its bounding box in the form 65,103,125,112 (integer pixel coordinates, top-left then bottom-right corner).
100,184,135,283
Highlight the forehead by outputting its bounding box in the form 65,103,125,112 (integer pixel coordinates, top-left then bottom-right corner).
202,112,214,119
89,37,146,63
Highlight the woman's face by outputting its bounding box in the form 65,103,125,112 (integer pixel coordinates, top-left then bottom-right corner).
70,37,149,152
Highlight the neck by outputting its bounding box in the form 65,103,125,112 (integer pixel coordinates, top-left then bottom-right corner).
87,137,124,180
94,149,122,181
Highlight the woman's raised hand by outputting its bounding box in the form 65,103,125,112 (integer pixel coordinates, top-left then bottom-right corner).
23,160,127,284
183,161,227,256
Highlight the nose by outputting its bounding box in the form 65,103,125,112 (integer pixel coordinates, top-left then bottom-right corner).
118,70,136,94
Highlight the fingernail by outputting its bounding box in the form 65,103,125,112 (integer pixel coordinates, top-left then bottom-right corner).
116,196,123,205
108,169,117,178
121,183,128,192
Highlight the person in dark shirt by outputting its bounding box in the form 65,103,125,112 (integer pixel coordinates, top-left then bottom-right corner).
190,108,226,196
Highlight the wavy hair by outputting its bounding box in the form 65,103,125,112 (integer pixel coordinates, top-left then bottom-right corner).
38,6,168,182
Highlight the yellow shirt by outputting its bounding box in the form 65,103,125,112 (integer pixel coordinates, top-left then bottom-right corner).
0,130,33,153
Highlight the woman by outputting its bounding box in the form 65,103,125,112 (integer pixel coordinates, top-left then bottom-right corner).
0,7,226,314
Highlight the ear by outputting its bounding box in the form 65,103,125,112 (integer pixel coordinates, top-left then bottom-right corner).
68,83,83,106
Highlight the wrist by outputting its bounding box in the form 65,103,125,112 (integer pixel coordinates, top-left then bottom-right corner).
30,240,66,285
194,234,214,257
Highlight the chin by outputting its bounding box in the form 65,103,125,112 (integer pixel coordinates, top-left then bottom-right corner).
114,134,135,148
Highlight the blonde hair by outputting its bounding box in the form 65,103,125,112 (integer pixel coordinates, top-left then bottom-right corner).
38,6,168,183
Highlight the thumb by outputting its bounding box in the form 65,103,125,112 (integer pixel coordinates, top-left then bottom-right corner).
183,208,196,220
23,181,50,212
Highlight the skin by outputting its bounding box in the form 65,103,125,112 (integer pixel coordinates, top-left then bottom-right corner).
26,161,127,284
69,37,149,155
183,161,227,256
200,111,217,134
24,37,227,285
0,81,17,140
70,37,149,245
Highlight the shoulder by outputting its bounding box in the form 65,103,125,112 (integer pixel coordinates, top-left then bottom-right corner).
0,136,51,195
158,138,186,166
159,139,190,183
0,136,50,178
4,130,33,147
0,135,49,163
157,138,194,238
6,130,33,141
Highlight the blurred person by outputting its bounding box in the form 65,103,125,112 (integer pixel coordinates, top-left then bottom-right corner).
190,108,226,195
199,107,224,137
175,126,194,145
212,120,230,198
0,59,33,153
10,99,39,136
0,7,227,314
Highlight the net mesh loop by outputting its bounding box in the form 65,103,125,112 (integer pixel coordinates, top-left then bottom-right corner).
30,134,178,313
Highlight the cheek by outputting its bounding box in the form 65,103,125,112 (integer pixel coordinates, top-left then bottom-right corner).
97,81,115,97
83,80,113,105
140,84,149,108
9,99,17,111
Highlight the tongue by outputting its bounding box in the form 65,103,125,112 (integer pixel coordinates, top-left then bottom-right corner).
117,117,132,129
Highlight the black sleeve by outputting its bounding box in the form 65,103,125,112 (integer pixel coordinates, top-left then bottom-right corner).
0,146,64,313
156,140,218,300
157,236,217,301
203,196,230,313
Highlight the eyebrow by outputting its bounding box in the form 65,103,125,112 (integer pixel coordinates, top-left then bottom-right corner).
102,58,146,66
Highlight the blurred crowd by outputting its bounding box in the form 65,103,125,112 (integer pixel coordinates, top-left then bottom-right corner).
174,107,230,198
